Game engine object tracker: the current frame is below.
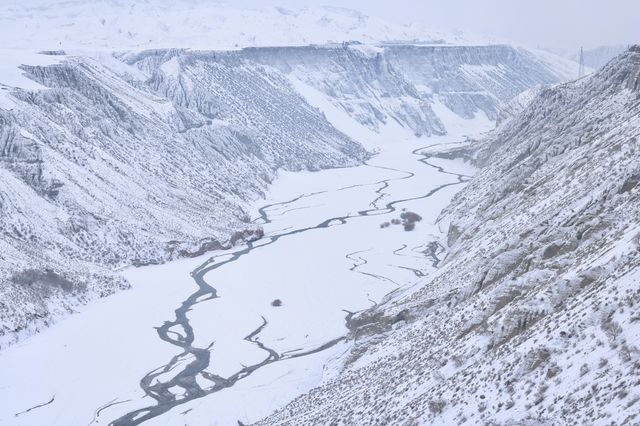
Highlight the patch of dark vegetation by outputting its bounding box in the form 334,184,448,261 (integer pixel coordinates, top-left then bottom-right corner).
383,211,423,231
38,50,67,56
45,179,64,199
401,210,422,231
271,299,282,307
619,173,639,194
11,269,74,292
428,399,447,414
393,309,409,323
403,222,416,231
400,211,422,224
542,243,562,259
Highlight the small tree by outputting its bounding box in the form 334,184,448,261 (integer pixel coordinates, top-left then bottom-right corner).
400,211,422,223
403,222,416,231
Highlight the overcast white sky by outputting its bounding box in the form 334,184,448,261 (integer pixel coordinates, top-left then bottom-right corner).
235,0,639,49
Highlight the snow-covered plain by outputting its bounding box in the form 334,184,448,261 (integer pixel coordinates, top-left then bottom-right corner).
0,103,491,424
0,0,492,52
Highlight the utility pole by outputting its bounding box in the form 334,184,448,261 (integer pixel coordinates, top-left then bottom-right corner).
578,46,585,78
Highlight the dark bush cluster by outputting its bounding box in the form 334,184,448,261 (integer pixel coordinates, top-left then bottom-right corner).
11,269,74,292
381,210,423,231
400,211,422,223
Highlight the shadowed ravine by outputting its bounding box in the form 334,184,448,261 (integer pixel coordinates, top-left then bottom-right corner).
105,146,470,425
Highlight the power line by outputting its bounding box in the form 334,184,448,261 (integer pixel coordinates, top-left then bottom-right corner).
578,46,585,78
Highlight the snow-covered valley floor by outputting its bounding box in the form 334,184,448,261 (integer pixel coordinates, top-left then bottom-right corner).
0,121,489,425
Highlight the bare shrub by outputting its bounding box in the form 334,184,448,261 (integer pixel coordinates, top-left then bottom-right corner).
580,363,590,376
428,400,446,414
403,222,416,231
11,269,74,292
400,211,422,223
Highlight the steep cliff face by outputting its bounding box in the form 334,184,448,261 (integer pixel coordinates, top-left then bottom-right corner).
237,45,445,137
237,44,570,136
0,53,367,347
0,120,45,191
260,47,640,425
383,45,564,120
122,49,363,166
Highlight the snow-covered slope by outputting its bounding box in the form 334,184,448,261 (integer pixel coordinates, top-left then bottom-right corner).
260,46,640,425
0,0,485,52
0,51,367,347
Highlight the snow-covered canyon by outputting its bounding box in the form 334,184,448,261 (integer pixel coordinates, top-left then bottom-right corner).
4,2,639,425
0,110,489,424
0,42,568,349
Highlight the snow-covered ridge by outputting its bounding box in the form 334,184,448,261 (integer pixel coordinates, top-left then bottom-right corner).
0,49,367,348
0,0,494,51
127,43,570,138
260,46,640,425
